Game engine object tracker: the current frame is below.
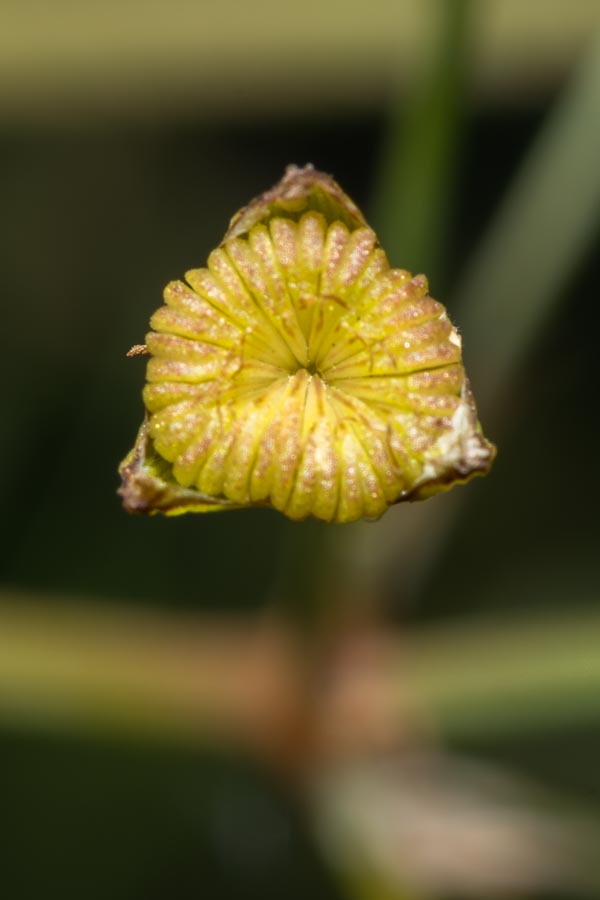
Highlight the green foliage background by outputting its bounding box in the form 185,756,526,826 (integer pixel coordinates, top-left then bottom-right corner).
1,3,600,898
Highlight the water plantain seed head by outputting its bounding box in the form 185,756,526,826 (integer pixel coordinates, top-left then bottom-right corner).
119,165,495,523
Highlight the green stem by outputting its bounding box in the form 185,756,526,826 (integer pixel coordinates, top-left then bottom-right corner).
370,0,472,284
271,518,335,631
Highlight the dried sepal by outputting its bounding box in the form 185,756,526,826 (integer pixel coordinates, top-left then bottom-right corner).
119,416,241,515
119,165,495,523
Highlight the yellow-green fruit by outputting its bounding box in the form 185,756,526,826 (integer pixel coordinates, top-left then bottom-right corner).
119,165,495,523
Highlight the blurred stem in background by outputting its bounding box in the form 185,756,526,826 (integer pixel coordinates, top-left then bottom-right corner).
2,591,600,751
370,0,472,287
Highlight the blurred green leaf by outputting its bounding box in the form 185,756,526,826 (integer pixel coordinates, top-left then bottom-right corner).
370,0,471,283
456,30,600,422
1,592,599,745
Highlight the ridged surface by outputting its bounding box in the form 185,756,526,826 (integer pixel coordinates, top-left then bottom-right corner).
140,209,488,523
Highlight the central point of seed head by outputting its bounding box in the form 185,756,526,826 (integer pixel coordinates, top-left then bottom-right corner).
288,353,322,379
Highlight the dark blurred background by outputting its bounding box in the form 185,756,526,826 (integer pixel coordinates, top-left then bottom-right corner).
2,2,600,898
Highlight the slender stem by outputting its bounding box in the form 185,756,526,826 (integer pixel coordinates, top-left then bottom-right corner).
270,518,336,631
370,0,472,284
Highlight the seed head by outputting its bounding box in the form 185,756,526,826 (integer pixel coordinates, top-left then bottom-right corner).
119,165,495,523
